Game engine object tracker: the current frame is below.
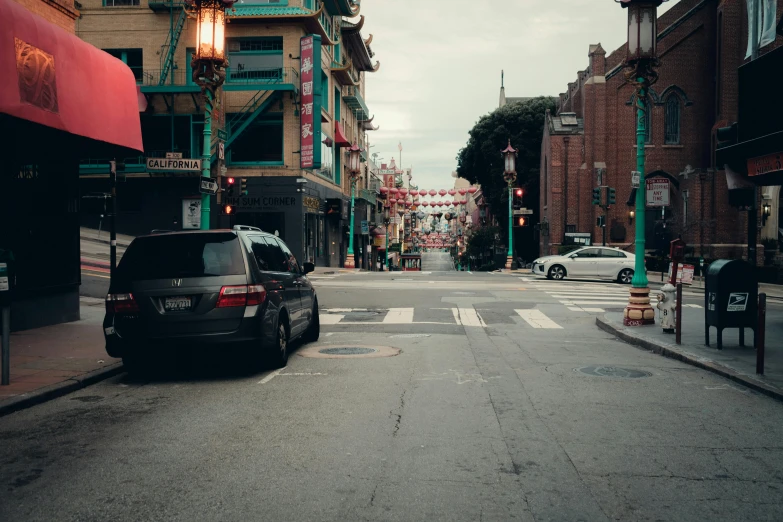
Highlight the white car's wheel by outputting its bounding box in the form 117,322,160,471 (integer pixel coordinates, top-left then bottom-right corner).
618,268,634,284
548,265,566,280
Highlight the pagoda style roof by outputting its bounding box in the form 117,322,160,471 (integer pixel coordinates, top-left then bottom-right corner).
360,115,379,131
229,4,338,45
341,15,380,72
323,0,360,17
331,57,361,86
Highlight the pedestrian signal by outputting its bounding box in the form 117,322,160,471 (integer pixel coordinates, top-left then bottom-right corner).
221,204,236,215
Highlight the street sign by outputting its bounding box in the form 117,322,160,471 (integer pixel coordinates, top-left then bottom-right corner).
631,171,640,188
360,220,369,234
146,157,201,172
646,178,670,207
199,176,219,195
513,209,534,215
217,129,228,141
166,152,183,159
218,142,225,160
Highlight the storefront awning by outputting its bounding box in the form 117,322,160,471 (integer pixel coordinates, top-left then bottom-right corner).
334,121,351,148
0,0,143,152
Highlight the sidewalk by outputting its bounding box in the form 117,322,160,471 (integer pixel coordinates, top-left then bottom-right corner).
0,297,122,416
80,227,133,268
597,306,783,400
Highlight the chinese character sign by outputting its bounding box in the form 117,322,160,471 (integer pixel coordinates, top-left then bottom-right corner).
300,36,316,168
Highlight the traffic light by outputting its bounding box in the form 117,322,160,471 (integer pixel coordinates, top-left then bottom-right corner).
513,187,523,209
516,216,529,227
608,187,616,206
597,216,606,227
592,187,601,206
240,178,248,196
223,176,236,196
221,203,236,216
515,188,523,198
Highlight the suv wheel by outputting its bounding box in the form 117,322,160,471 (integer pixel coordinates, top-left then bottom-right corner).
268,316,289,369
303,300,320,343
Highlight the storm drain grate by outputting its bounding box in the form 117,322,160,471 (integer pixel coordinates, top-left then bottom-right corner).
319,347,377,355
575,366,651,379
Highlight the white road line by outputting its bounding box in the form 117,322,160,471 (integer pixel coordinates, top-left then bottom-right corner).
515,309,563,329
323,308,366,312
581,307,606,312
382,308,414,324
567,307,584,312
561,300,658,306
451,308,462,325
258,368,283,384
319,314,345,325
458,308,486,327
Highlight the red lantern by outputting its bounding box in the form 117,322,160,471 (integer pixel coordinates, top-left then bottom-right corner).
390,198,397,204
410,189,418,196
390,187,399,194
422,201,429,207
438,189,447,196
461,199,468,205
399,188,408,196
448,189,456,196
379,186,389,195
468,186,478,194
458,188,467,195
428,189,437,197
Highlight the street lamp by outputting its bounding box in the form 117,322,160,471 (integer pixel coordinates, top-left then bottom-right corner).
383,203,391,271
190,0,234,230
344,141,363,269
501,139,518,270
617,0,668,326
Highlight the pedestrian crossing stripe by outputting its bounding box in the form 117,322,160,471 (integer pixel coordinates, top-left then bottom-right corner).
319,307,560,329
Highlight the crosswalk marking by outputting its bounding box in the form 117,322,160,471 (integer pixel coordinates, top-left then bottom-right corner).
382,308,414,324
515,309,563,329
457,308,486,327
320,314,345,325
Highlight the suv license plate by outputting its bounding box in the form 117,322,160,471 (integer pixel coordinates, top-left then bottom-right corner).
165,297,192,311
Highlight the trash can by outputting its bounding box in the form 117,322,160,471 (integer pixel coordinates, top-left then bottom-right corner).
705,259,757,350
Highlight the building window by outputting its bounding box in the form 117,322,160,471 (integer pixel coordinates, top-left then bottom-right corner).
319,141,334,181
227,38,283,81
566,224,576,233
322,71,329,111
228,115,284,164
103,48,142,82
104,0,140,6
664,95,681,144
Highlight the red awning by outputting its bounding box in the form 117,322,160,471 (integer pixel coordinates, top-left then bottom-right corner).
334,121,351,148
0,0,143,152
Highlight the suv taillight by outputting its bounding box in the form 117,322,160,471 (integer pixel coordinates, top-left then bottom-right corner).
106,293,139,314
216,284,267,308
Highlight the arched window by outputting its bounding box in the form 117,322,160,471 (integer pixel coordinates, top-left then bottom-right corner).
665,95,681,144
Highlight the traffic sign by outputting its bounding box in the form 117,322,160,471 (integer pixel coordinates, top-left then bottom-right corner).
513,209,534,215
166,152,183,159
646,178,670,207
200,176,219,195
217,129,228,141
218,142,225,161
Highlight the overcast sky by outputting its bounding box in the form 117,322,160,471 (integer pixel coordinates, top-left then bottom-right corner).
360,0,679,190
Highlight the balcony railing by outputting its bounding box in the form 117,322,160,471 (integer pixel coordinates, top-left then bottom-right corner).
141,69,193,87
341,85,369,120
226,66,299,85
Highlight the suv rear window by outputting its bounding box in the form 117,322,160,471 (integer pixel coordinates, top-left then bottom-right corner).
117,233,245,280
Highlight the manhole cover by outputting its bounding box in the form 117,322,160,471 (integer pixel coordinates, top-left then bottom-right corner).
319,347,376,355
575,366,651,378
299,344,400,359
389,334,431,338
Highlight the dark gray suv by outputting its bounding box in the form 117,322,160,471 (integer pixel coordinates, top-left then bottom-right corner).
103,226,319,371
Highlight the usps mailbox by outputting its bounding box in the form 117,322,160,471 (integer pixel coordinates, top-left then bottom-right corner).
705,259,757,350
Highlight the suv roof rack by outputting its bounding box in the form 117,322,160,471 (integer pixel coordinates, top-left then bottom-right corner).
232,225,262,232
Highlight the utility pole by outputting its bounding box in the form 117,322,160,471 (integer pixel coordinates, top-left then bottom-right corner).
109,160,118,283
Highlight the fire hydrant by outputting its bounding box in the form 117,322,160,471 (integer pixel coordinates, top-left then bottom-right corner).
657,282,677,333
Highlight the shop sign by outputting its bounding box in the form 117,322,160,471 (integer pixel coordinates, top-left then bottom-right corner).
361,220,369,234
224,195,299,211
646,178,670,207
303,196,321,213
747,151,783,177
372,236,384,247
147,157,201,172
182,198,201,229
299,35,321,169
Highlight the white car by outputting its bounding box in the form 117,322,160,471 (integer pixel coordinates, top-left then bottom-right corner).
531,246,636,283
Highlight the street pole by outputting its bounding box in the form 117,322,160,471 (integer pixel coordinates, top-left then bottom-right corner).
345,179,356,268
385,223,389,270
109,160,117,283
624,81,655,326
200,89,213,230
507,182,513,269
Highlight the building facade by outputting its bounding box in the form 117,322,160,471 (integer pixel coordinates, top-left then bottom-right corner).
2,0,142,330
539,0,783,269
76,0,380,267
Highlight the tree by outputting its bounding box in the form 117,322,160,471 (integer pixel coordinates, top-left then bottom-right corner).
464,225,500,270
456,97,557,261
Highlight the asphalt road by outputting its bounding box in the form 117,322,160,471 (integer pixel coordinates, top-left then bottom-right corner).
7,270,783,520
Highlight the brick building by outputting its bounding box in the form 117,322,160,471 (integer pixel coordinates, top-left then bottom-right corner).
539,0,783,267
76,0,381,268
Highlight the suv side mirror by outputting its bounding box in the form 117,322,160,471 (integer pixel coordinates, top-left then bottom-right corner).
303,262,315,274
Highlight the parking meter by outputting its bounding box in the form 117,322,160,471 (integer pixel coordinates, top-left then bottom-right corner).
0,249,13,385
0,249,14,307
668,238,686,284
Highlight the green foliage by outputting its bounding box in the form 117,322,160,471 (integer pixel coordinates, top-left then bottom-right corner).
465,225,499,261
456,97,558,258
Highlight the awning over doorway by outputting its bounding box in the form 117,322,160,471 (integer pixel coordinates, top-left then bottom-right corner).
334,121,351,148
0,0,143,152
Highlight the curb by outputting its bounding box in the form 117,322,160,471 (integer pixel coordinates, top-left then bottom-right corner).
81,258,110,269
596,316,783,402
0,362,125,418
80,235,132,249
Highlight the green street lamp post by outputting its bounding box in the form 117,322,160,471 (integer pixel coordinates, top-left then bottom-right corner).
617,0,668,325
501,140,518,270
190,0,233,230
344,141,363,269
383,204,390,271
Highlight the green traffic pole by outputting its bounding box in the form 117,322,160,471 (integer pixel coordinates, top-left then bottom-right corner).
385,225,389,271
632,81,648,289
507,182,513,267
200,88,213,230
346,179,356,267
